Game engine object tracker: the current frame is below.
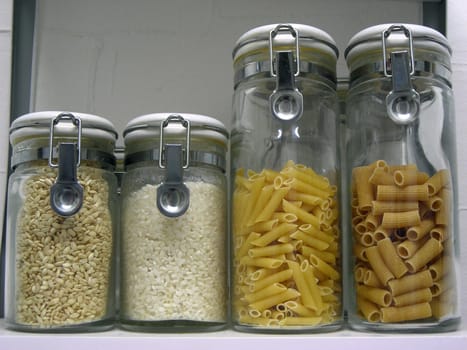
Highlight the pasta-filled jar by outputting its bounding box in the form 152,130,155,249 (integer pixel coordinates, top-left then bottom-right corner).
345,24,460,332
5,111,118,332
120,113,228,332
231,23,342,332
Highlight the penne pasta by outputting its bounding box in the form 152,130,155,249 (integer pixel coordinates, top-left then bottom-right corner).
288,261,316,310
240,256,284,269
282,199,321,229
272,212,298,223
281,166,330,191
309,255,340,280
301,262,325,313
250,269,294,292
299,223,335,244
254,187,290,223
279,316,322,326
233,161,340,328
251,223,297,247
246,219,279,234
248,243,294,258
250,288,300,312
290,230,329,251
301,245,336,265
247,185,274,226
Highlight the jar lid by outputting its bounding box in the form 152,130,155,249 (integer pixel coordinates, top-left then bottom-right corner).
123,113,228,146
123,113,228,171
232,23,338,62
10,111,118,145
345,23,451,67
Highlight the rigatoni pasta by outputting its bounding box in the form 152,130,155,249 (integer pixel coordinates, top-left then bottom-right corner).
233,161,340,328
351,161,455,323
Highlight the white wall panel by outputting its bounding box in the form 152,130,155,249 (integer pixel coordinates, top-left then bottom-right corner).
31,0,422,138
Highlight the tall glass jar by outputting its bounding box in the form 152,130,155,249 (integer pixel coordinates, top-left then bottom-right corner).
231,23,342,332
120,113,228,332
5,111,118,332
344,24,460,332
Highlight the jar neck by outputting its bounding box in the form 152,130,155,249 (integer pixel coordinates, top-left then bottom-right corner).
124,149,226,173
11,137,116,171
124,140,227,173
234,49,337,90
348,48,452,89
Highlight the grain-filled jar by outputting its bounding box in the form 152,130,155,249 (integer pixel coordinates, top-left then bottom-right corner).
344,24,460,332
5,111,118,332
120,113,228,332
231,23,342,332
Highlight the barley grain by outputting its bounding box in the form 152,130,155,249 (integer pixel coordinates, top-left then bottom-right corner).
14,166,114,328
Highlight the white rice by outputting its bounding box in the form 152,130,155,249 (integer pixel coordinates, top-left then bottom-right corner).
121,181,227,322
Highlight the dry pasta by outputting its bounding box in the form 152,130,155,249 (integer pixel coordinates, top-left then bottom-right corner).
233,161,340,328
351,161,455,323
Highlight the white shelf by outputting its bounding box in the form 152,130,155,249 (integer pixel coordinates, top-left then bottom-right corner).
1,320,466,350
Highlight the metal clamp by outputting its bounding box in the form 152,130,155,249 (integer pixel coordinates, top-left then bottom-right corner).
382,25,415,77
159,114,190,169
269,24,300,77
382,25,419,124
269,25,303,122
48,113,83,217
157,115,191,217
49,112,82,168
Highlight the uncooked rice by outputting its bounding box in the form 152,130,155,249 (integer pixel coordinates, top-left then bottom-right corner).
14,166,113,327
121,181,227,322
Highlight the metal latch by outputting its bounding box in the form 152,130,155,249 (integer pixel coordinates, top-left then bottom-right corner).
48,113,83,217
383,25,420,124
269,24,303,122
156,115,190,217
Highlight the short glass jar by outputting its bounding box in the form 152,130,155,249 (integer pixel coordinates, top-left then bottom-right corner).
344,24,460,332
231,23,342,333
119,113,228,332
5,111,118,332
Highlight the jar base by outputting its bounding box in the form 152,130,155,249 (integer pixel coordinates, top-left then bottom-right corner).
348,316,461,333
119,319,227,333
232,320,344,334
5,317,115,333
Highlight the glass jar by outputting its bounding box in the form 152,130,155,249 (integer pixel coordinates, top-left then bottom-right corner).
344,24,460,332
120,113,228,332
231,23,342,332
5,111,118,332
